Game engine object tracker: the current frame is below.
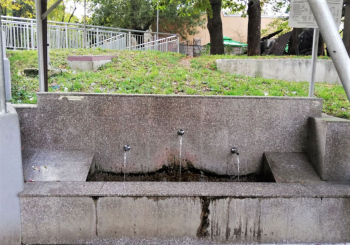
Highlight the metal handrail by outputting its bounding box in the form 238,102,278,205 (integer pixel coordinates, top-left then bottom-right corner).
1,15,180,52
1,15,179,36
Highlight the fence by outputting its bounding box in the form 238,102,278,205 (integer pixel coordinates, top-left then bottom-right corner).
1,16,179,53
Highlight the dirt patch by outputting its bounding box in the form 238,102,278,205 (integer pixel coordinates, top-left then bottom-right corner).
179,57,194,68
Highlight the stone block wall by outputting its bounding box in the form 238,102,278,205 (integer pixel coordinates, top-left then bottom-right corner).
217,59,341,84
308,115,350,181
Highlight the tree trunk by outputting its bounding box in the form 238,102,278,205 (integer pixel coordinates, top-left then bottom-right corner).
288,28,302,55
343,2,350,55
318,33,324,56
247,0,261,56
207,0,224,55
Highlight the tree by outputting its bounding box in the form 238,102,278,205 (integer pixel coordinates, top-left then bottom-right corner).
247,0,261,55
91,0,273,55
344,0,350,55
91,0,155,32
200,0,269,55
0,0,35,17
91,0,204,40
0,0,80,22
207,0,224,54
288,28,301,55
154,3,205,39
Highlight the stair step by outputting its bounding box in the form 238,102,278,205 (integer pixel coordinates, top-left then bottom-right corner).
22,149,94,182
263,152,322,183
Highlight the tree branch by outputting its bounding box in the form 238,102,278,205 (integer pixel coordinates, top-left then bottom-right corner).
68,0,78,23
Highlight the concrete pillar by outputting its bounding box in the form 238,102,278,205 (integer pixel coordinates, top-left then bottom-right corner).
0,104,24,244
3,31,11,101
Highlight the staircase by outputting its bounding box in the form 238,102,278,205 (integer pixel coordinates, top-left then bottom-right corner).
1,16,179,53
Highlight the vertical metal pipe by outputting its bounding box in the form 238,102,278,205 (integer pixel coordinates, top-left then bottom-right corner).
0,16,6,113
26,23,29,50
16,25,19,49
31,20,34,50
157,1,159,43
308,0,350,101
166,37,168,52
309,28,319,97
65,24,68,48
42,0,48,91
56,28,59,48
83,0,86,48
177,37,180,53
36,0,45,92
97,28,99,46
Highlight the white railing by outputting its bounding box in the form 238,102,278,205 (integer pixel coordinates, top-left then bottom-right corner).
1,16,179,52
129,35,179,53
91,33,127,50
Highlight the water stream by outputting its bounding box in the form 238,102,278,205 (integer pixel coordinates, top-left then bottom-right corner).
237,154,240,181
179,136,183,182
123,151,127,182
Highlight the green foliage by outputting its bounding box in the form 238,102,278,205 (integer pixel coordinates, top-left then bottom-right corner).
7,49,349,119
0,0,35,17
157,2,206,38
1,0,81,22
48,0,81,23
91,0,156,31
261,17,292,37
90,0,204,39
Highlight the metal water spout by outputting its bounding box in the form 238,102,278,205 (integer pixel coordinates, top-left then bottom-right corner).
231,147,239,155
231,147,240,181
178,129,185,136
124,145,131,151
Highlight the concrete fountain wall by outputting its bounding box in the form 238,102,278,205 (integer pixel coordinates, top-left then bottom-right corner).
15,93,350,244
17,93,323,175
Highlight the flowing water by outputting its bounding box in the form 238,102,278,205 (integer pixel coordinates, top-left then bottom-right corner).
123,151,127,182
179,136,183,182
237,155,240,181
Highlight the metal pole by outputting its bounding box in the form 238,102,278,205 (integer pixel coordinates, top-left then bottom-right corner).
157,1,159,42
309,28,319,97
65,24,68,48
42,0,48,91
26,23,30,50
156,1,159,50
177,38,179,53
31,20,34,50
97,28,99,46
84,0,86,48
36,0,45,92
308,0,350,101
0,16,7,114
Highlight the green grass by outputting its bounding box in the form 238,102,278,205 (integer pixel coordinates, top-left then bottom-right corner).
6,49,350,119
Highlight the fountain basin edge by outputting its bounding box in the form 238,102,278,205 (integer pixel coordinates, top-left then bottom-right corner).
20,181,350,244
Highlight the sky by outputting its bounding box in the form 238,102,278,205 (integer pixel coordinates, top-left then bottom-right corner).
65,0,87,19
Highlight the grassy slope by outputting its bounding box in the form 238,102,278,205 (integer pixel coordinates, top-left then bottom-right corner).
7,49,350,119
